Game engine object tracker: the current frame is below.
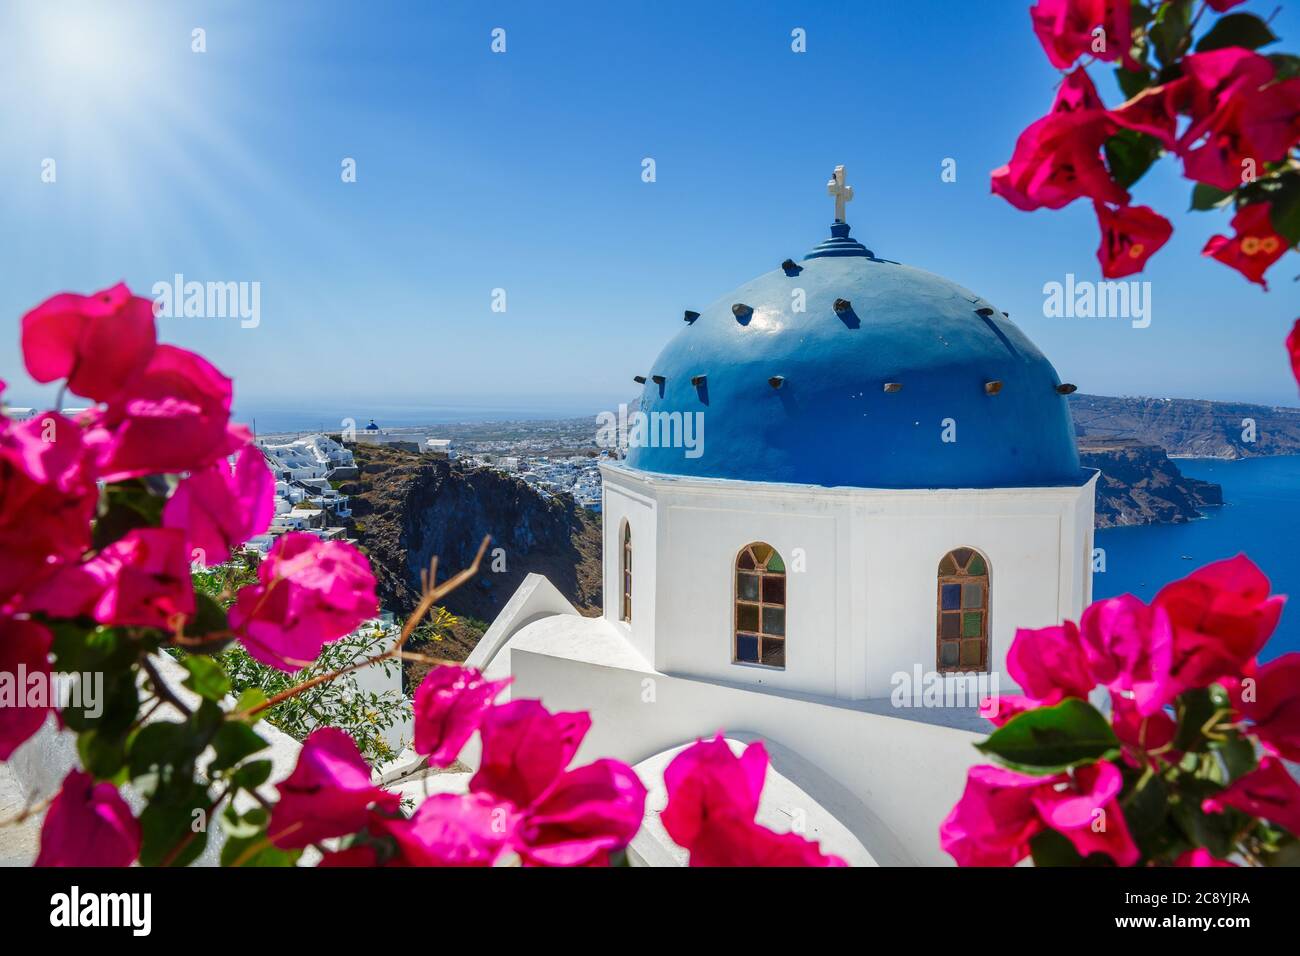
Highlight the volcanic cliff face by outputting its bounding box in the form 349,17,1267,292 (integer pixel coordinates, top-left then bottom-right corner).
339,445,601,626
1070,394,1300,459
1078,438,1223,528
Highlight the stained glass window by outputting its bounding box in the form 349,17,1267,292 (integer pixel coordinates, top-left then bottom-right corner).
735,542,786,669
937,548,989,673
621,522,632,623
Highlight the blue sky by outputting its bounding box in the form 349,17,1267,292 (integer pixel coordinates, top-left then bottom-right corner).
1,0,1298,428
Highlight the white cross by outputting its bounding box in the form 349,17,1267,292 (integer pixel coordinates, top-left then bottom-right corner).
827,165,853,222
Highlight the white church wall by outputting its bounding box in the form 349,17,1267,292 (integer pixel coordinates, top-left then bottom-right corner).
509,645,985,866
601,465,1097,703
601,472,658,666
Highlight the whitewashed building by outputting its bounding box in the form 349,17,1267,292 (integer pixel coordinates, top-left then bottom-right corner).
469,170,1097,865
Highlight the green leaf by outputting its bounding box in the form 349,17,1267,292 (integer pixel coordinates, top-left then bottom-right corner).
221,833,301,868
221,804,268,839
219,806,298,867
1149,0,1194,66
1190,182,1233,211
127,720,192,778
1030,828,1084,866
1172,778,1241,858
1210,731,1258,783
138,779,211,867
210,721,269,773
1195,13,1277,53
1267,173,1300,246
230,759,273,791
1104,129,1163,190
975,698,1121,773
181,655,231,701
234,688,268,722
1115,64,1152,100
77,727,128,779
93,479,169,550
1270,53,1300,80
185,592,232,644
1174,688,1218,752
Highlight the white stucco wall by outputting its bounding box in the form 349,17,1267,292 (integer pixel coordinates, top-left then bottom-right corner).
601,474,658,666
507,640,985,865
601,464,1097,701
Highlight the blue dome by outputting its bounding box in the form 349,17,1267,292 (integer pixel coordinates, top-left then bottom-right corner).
625,224,1086,490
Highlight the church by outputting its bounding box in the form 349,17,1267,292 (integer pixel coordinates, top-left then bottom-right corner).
468,168,1099,865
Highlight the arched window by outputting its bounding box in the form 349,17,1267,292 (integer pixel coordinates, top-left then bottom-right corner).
937,548,989,673
620,521,632,623
734,542,786,668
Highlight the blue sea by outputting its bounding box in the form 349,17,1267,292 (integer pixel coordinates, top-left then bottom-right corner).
1094,455,1300,662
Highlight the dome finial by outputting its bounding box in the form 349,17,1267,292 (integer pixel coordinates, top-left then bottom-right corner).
827,164,853,224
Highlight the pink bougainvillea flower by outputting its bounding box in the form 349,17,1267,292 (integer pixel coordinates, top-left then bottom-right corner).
1094,203,1173,278
1231,653,1300,762
471,699,591,808
661,734,767,847
162,444,275,566
0,618,53,760
661,736,845,867
1288,319,1300,390
1202,202,1290,289
1109,693,1177,764
1152,554,1284,698
375,792,516,867
464,699,646,866
1109,81,1185,149
686,808,849,867
0,412,97,611
25,527,195,630
21,283,156,403
84,344,252,482
1029,0,1134,70
35,769,140,867
980,620,1097,726
940,764,1049,867
1079,593,1175,714
354,699,646,867
1174,848,1237,867
942,761,1139,866
412,664,511,767
992,69,1128,212
1006,620,1096,705
1202,756,1300,836
228,532,379,672
978,693,1038,727
1176,49,1300,192
1029,760,1139,865
268,727,401,849
514,758,647,866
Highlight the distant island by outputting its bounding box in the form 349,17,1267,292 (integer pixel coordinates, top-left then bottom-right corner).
1069,394,1300,459
1068,393,1300,529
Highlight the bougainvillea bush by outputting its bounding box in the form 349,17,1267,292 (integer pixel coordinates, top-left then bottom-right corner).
996,0,1299,286
0,284,844,867
943,555,1300,867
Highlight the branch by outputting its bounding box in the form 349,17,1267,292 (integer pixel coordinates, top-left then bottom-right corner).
142,655,193,719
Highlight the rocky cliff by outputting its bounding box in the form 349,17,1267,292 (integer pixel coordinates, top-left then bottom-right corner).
1071,394,1300,459
339,445,602,632
1078,438,1223,528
